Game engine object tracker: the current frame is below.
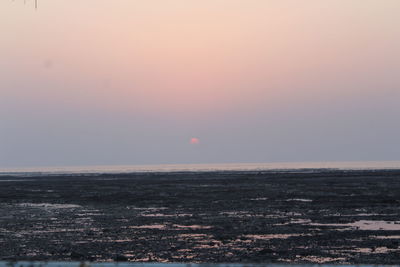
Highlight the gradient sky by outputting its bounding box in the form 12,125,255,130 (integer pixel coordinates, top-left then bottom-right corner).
1,0,400,168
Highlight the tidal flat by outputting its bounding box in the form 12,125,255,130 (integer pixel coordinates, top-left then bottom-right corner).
0,170,400,264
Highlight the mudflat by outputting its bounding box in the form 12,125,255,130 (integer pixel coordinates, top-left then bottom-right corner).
0,170,400,264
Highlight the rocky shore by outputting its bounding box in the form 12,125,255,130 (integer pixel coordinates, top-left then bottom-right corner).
1,170,400,264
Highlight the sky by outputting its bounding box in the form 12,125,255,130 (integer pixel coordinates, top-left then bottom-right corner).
1,0,400,168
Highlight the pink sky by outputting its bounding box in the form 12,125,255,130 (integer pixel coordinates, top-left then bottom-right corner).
1,0,400,167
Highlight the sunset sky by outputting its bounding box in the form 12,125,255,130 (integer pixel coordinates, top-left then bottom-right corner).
1,0,400,168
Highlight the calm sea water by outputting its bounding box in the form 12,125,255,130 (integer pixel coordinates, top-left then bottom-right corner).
1,161,400,176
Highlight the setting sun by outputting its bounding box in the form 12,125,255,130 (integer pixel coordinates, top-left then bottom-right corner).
190,138,200,145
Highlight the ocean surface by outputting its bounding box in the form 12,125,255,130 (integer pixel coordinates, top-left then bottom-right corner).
1,161,400,176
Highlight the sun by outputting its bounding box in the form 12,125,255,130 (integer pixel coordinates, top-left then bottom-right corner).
190,137,200,145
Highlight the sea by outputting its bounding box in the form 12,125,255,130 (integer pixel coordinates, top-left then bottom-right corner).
1,161,400,176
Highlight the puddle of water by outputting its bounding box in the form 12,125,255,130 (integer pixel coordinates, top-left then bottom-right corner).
327,213,397,217
296,256,346,263
198,184,223,187
140,213,193,217
133,256,170,262
127,206,168,211
130,224,212,230
351,220,400,230
0,180,34,182
244,234,310,240
14,228,94,235
176,213,194,217
349,247,400,253
286,198,313,202
310,220,400,231
194,244,220,249
276,219,312,225
17,203,82,209
177,249,192,253
279,212,303,216
173,224,213,230
220,211,265,218
76,213,104,216
140,213,174,217
372,235,400,239
178,234,210,238
113,239,134,243
129,224,166,230
291,219,312,224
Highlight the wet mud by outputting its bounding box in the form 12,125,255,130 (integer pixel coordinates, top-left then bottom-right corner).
0,170,400,263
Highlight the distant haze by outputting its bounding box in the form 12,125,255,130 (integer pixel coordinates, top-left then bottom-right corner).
1,0,400,168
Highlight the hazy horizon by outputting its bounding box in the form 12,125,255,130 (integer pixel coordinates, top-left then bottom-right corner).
3,161,400,174
1,0,400,168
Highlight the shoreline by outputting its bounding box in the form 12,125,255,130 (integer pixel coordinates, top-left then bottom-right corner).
3,168,400,178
